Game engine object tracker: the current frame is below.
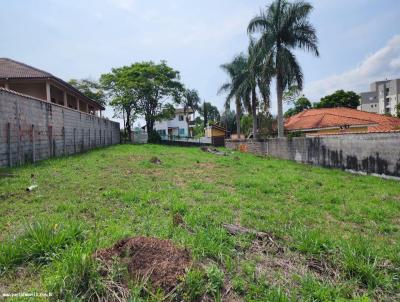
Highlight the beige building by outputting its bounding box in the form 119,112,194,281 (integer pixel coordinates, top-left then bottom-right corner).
0,58,104,115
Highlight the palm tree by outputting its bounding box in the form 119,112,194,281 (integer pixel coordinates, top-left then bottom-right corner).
219,54,248,138
181,89,200,137
248,0,319,137
236,40,272,139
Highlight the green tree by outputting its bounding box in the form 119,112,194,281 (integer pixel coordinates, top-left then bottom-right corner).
396,103,400,118
219,54,247,136
199,102,220,128
100,69,139,138
236,40,272,138
284,96,312,117
248,0,319,137
101,61,184,142
68,79,106,107
240,115,253,136
314,90,360,109
220,109,237,134
177,89,200,136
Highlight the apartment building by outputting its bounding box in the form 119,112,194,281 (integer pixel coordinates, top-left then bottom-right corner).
359,79,400,116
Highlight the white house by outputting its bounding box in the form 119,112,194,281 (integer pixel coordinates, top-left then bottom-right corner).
154,108,195,138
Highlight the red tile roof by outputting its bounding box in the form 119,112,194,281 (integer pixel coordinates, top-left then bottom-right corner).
285,108,400,133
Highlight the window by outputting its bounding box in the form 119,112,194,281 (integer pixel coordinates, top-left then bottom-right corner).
179,115,184,121
179,128,185,135
157,130,166,137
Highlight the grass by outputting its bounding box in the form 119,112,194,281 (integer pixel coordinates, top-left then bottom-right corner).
0,144,399,301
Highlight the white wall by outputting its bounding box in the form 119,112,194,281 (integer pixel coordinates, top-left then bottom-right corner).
154,113,192,137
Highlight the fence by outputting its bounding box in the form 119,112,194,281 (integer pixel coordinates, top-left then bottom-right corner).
0,89,120,168
160,136,212,146
226,133,400,178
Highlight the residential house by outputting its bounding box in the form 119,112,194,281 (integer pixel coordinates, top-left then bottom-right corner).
154,108,194,138
285,107,400,136
0,58,104,115
359,79,400,115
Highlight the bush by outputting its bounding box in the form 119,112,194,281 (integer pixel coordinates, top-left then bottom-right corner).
45,242,129,301
148,130,161,144
0,220,84,274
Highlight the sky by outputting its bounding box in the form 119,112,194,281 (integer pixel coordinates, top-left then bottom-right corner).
1,0,400,125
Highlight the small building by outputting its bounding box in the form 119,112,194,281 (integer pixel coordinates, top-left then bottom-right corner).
0,58,104,116
205,124,228,146
154,108,194,138
359,79,400,115
285,107,400,136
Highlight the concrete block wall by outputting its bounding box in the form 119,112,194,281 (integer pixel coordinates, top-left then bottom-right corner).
0,89,120,168
226,133,400,177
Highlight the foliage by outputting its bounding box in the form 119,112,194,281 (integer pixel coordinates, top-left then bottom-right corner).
101,61,184,136
257,111,277,138
219,109,238,134
240,115,253,136
192,116,205,137
396,103,400,118
148,130,162,144
198,102,220,127
283,85,301,104
284,96,312,117
314,90,360,109
176,88,200,137
100,66,140,137
69,78,106,107
248,0,319,137
219,54,248,136
0,221,83,274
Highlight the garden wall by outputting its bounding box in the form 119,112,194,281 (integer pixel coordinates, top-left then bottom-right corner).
0,89,120,168
226,133,400,177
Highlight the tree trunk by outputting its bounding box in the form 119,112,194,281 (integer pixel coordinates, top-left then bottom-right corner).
125,109,132,141
276,75,284,138
235,96,241,138
251,88,258,139
186,115,190,137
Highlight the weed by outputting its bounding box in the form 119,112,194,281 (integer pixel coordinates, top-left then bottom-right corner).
0,220,83,274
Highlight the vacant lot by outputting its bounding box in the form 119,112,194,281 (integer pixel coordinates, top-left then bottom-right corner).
0,144,399,301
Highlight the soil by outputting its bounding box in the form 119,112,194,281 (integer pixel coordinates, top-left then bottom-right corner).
149,157,162,164
94,237,191,292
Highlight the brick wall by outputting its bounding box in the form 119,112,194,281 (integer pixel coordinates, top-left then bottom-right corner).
0,89,120,167
226,133,400,177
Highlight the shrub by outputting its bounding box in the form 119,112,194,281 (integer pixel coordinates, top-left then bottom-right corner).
148,130,161,144
0,220,84,274
182,269,207,301
45,242,129,301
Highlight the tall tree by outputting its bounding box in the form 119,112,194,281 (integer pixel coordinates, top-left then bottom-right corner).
178,89,200,136
131,61,184,135
248,0,319,137
235,40,272,138
100,69,139,138
219,109,237,134
219,54,248,136
199,102,220,127
69,78,106,107
314,90,360,109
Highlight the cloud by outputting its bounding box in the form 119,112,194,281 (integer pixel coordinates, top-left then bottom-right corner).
109,0,136,11
304,35,400,100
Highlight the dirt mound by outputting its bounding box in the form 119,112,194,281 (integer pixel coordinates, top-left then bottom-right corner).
149,156,162,164
95,237,191,292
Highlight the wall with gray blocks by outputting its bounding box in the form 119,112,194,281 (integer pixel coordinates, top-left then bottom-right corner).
0,90,120,168
226,133,400,177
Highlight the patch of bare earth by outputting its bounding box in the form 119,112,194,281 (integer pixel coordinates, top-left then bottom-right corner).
94,237,191,292
224,224,342,297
